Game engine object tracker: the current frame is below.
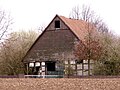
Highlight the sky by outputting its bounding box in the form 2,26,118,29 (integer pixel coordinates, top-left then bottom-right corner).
0,0,120,35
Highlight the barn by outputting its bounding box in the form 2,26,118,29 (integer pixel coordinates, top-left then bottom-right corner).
23,15,95,77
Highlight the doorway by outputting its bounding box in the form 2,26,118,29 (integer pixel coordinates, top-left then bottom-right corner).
46,61,56,71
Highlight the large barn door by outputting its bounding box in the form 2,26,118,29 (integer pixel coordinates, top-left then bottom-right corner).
46,61,56,75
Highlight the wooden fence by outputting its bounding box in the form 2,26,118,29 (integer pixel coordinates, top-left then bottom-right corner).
0,74,120,78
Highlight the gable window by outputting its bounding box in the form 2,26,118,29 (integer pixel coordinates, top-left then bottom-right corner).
55,20,60,29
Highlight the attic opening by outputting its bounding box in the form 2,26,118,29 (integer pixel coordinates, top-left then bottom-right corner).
55,20,60,29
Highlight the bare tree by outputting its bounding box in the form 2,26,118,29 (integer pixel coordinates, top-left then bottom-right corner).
38,25,45,33
0,10,12,41
69,6,80,20
70,5,109,33
70,5,94,21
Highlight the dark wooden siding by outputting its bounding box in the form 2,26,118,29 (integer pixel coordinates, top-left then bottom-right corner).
24,16,78,62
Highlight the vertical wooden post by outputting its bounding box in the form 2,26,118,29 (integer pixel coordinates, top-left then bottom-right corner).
27,63,29,75
75,60,77,76
68,60,70,78
88,59,90,76
33,62,35,75
82,60,84,76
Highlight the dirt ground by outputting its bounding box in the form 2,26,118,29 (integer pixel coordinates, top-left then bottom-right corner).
0,78,120,90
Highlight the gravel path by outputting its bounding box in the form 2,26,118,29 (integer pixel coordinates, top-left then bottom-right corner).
0,78,120,90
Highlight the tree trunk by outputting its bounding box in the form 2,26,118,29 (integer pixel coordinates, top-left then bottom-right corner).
68,60,70,78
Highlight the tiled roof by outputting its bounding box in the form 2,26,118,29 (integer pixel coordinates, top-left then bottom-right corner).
59,16,96,41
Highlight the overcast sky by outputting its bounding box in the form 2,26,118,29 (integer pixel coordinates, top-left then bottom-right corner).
0,0,120,35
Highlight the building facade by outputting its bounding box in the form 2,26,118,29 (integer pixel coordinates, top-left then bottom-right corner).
23,15,94,76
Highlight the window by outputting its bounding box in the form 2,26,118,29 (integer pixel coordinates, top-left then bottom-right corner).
55,20,60,28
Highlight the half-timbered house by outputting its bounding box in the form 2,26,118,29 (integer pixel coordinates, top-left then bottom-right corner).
23,15,95,77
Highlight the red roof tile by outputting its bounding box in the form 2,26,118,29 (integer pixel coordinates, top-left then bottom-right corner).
59,16,96,41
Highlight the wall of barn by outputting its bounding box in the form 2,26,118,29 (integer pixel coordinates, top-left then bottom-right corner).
24,16,78,63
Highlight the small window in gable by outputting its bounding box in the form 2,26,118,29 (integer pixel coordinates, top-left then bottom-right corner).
55,20,60,29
